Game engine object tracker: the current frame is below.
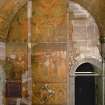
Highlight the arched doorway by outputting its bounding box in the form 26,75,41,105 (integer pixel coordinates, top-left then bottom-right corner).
69,1,103,105
75,63,95,105
69,58,102,105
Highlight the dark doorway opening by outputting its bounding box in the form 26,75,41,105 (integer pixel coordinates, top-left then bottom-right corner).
75,63,95,105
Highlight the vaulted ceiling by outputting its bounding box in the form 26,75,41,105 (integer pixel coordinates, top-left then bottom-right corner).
0,0,105,41
0,0,69,42
0,0,27,41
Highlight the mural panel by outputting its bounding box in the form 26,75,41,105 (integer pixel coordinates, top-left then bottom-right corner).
5,0,68,104
32,43,67,104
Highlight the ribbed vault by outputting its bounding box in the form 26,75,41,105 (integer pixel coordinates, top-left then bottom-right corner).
0,0,27,41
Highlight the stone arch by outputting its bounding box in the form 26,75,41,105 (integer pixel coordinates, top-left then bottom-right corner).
69,57,102,105
70,1,100,47
69,1,102,105
70,57,102,75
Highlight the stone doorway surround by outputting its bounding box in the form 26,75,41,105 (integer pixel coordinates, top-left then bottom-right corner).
75,63,95,105
69,57,102,105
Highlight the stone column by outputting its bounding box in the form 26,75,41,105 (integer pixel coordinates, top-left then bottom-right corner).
100,36,105,105
0,42,6,105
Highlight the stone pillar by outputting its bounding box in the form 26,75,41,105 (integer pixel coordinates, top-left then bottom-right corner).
0,42,6,105
100,36,105,105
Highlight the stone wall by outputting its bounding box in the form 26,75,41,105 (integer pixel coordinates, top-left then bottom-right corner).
73,0,105,63
73,0,105,36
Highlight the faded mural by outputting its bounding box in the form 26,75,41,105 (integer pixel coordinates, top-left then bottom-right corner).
0,0,103,105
